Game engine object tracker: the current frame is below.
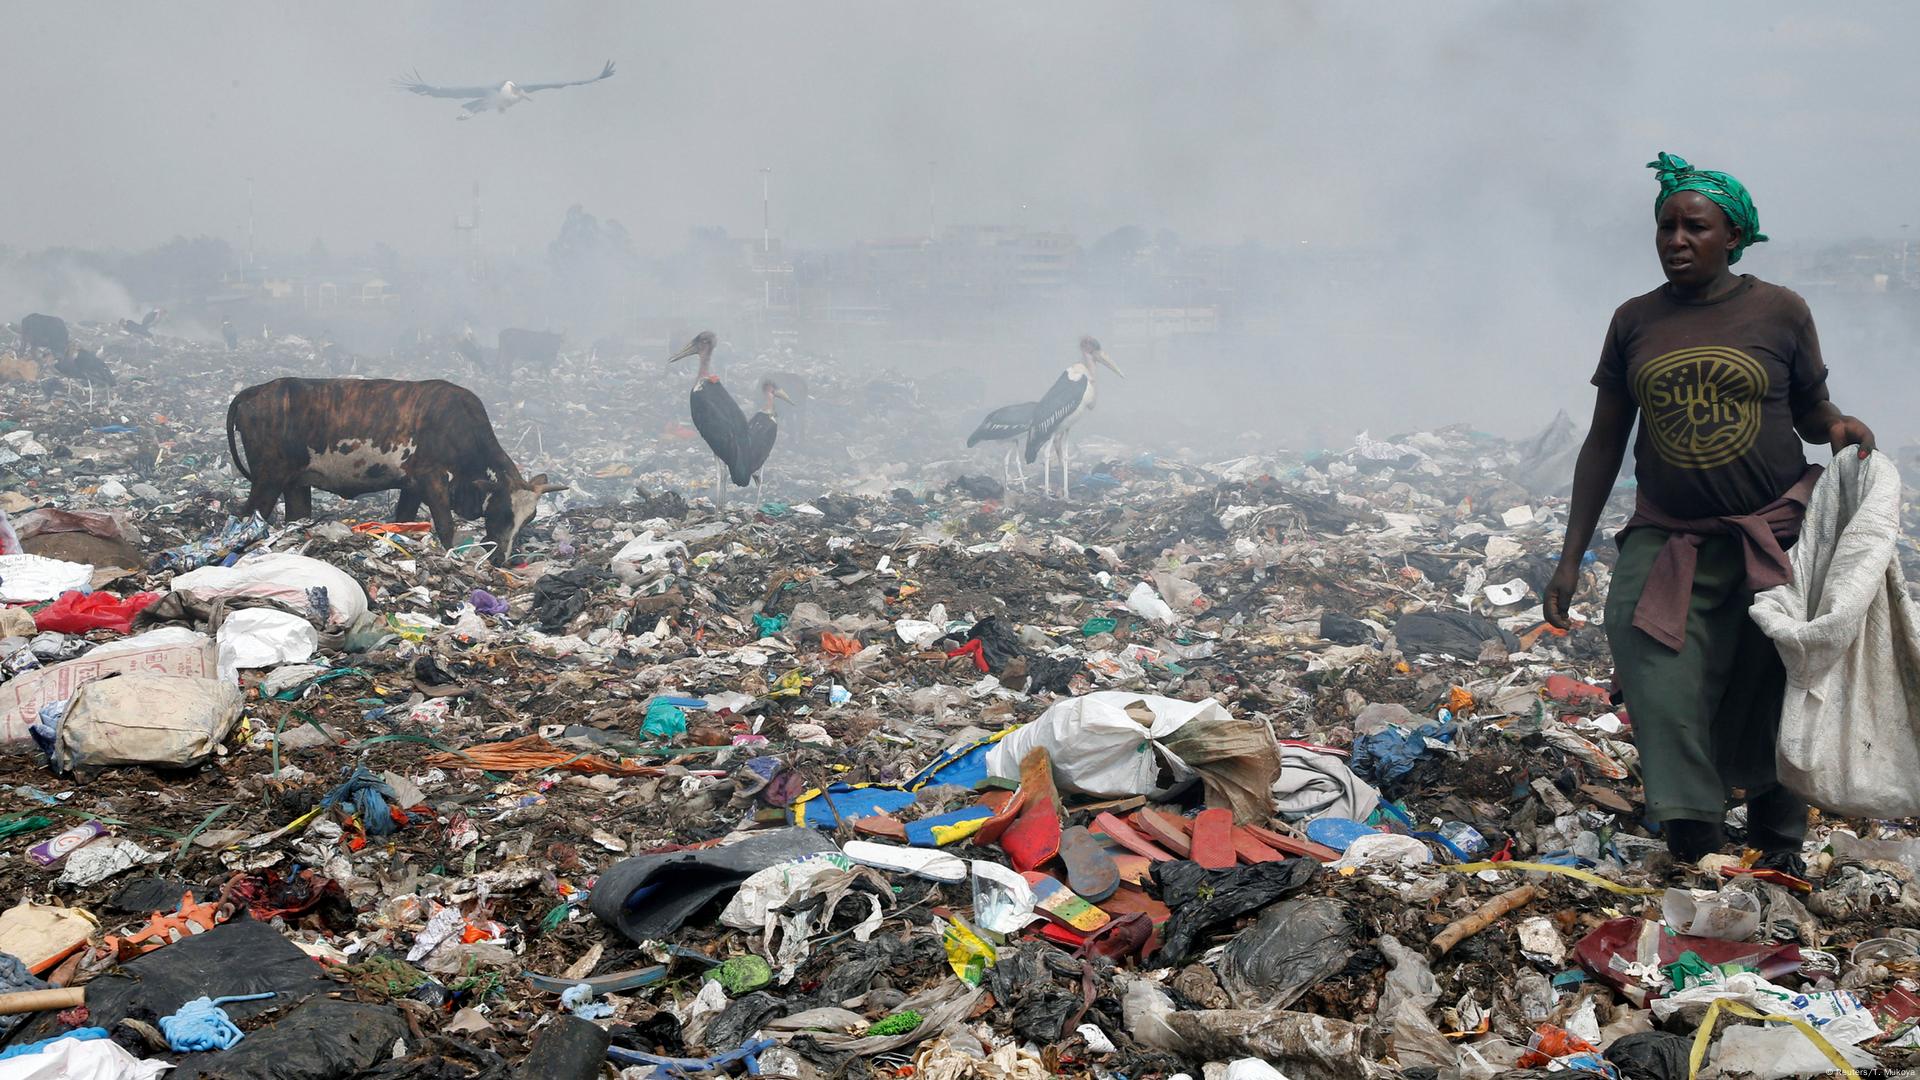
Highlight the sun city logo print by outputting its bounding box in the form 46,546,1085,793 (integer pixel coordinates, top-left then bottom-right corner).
1632,346,1769,470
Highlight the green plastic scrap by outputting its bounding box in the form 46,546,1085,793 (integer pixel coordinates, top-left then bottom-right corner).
753,613,789,638
713,954,774,995
0,816,52,839
1662,949,1750,992
643,701,689,739
864,1010,923,1037
1081,617,1117,636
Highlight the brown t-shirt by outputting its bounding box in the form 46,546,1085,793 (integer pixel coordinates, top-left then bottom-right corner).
1592,276,1829,518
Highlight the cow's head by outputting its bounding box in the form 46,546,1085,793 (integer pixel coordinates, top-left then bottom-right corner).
482,472,567,566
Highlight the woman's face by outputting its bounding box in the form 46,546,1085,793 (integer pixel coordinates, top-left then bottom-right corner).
1656,190,1741,288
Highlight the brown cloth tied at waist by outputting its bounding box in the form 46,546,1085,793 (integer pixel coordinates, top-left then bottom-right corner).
1615,465,1823,653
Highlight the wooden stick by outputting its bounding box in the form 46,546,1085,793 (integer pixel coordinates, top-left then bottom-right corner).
1432,885,1538,956
0,987,83,1015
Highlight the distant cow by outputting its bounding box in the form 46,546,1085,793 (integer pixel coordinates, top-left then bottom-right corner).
496,328,562,379
225,378,564,565
19,314,68,358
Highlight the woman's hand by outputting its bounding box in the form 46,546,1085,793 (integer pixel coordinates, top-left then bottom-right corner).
1543,558,1582,631
1829,415,1876,460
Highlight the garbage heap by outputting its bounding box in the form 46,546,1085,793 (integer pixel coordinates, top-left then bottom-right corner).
0,334,1918,1079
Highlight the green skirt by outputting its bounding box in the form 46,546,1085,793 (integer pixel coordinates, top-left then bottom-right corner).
1604,527,1787,824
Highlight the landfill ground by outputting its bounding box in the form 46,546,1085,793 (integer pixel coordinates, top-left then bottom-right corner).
3,327,1920,1080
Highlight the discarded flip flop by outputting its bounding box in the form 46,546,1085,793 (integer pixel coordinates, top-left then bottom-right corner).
1001,748,1062,872
1078,910,1154,963
843,840,968,883
1110,853,1154,886
1189,809,1236,871
971,788,1027,848
1244,822,1341,862
1058,826,1120,902
1021,871,1110,932
1230,826,1283,864
903,806,995,848
1090,812,1174,861
1130,809,1192,858
1304,817,1375,854
1099,883,1172,926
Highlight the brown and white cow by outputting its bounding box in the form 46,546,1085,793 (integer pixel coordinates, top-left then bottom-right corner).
225,377,563,565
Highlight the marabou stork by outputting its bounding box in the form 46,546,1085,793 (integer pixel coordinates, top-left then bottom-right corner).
668,331,752,501
1025,336,1123,500
392,60,616,120
743,379,796,497
967,401,1039,488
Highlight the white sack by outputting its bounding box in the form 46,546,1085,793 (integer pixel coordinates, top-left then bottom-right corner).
0,628,215,743
54,672,244,771
985,691,1216,799
0,1037,171,1080
171,552,367,625
0,554,92,603
1749,452,1920,817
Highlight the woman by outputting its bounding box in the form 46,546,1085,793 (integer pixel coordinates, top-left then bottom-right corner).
1542,153,1875,872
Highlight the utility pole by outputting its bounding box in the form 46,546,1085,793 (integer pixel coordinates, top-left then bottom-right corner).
759,167,772,254
927,159,936,241
246,177,255,268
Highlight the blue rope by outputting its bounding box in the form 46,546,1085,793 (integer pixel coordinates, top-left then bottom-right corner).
322,766,399,835
160,992,276,1052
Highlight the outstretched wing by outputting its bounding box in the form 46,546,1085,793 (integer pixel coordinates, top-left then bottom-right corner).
392,71,498,99
520,60,616,94
1024,372,1086,462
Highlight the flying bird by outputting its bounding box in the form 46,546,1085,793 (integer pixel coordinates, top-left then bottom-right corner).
393,60,616,120
1025,336,1123,501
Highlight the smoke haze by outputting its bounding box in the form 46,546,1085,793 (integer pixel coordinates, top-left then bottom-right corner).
7,2,1918,447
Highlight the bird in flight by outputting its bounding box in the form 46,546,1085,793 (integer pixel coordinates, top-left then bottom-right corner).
392,60,616,120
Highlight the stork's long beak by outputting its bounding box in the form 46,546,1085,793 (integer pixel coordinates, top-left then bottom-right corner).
667,341,701,364
1097,350,1124,378
773,388,795,404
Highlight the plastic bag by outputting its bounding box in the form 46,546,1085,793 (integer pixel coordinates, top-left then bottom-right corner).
986,691,1225,800
1126,582,1176,624
216,608,318,682
31,591,159,634
1220,898,1354,1009
0,555,92,603
0,628,215,743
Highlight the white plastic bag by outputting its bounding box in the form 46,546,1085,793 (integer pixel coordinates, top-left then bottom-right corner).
611,532,687,584
0,554,92,603
54,672,244,770
985,691,1218,799
216,608,318,682
1125,582,1176,624
171,552,368,625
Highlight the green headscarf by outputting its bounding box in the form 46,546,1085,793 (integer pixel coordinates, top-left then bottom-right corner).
1647,151,1768,263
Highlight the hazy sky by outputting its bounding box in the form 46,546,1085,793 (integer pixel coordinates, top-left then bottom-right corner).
11,2,1920,258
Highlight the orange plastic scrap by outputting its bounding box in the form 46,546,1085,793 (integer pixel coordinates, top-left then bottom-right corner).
819,632,863,657
424,735,662,777
105,892,229,961
350,521,435,535
1447,687,1475,714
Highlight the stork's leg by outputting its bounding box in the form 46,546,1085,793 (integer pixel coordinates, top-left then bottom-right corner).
1060,438,1071,502
1042,443,1053,497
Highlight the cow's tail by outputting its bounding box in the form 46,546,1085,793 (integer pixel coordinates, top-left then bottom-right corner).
226,395,252,482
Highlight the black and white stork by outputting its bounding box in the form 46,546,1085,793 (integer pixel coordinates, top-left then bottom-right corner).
742,379,795,497
967,401,1038,487
1024,336,1123,500
668,330,752,501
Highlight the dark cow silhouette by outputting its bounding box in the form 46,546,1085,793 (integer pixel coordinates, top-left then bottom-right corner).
18,314,68,358
496,328,562,379
226,378,564,566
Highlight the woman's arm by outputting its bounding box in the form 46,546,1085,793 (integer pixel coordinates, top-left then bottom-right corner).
1792,399,1875,459
1543,384,1637,629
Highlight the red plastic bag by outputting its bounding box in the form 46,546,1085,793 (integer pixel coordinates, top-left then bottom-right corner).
33,590,161,634
1573,917,1801,1007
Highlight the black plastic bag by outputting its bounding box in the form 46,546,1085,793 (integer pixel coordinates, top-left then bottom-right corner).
1605,1030,1692,1080
1152,858,1321,966
510,1016,610,1080
1219,897,1354,1009
1393,609,1519,658
169,998,408,1080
